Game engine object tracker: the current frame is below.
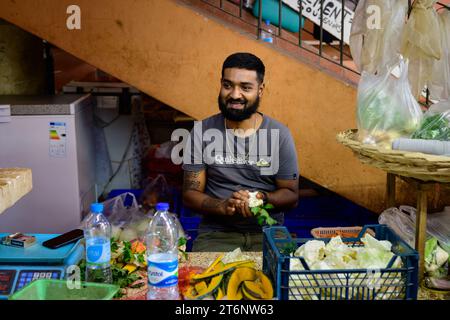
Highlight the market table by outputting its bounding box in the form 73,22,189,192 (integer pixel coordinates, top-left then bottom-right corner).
337,129,450,283
118,250,447,300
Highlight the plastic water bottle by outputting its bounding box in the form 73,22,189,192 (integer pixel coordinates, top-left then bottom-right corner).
83,202,112,284
260,19,274,43
146,202,180,300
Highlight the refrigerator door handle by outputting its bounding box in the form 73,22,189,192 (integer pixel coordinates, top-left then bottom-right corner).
0,105,11,123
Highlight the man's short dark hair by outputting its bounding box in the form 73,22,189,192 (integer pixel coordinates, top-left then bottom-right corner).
221,52,265,83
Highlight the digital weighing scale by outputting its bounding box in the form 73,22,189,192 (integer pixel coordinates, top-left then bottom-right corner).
0,233,84,299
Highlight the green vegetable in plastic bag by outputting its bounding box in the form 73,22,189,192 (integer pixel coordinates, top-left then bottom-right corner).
357,57,423,147
412,101,450,141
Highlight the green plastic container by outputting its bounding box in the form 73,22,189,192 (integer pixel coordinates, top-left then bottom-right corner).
9,279,120,300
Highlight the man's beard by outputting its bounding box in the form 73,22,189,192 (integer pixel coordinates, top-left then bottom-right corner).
218,95,260,122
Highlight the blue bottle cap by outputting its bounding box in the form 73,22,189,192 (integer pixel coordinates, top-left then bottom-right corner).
156,202,170,212
90,203,104,214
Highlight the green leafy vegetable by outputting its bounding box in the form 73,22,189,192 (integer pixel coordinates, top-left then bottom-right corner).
412,114,450,140
178,236,188,262
77,259,143,299
122,241,133,263
280,242,298,255
248,192,278,226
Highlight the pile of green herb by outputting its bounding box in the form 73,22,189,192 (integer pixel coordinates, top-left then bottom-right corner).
412,114,450,141
77,259,143,298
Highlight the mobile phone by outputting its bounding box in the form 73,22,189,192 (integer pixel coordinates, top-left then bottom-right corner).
42,229,84,249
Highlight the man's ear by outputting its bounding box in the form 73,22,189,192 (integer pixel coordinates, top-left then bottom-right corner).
258,83,265,97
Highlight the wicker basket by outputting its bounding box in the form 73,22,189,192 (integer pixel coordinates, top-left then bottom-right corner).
311,226,375,239
336,129,450,183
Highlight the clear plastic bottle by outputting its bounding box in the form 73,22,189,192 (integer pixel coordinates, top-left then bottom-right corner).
83,202,112,284
260,19,274,43
146,202,180,300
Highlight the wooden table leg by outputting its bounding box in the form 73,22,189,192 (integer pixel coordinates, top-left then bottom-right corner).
415,184,428,283
386,173,396,208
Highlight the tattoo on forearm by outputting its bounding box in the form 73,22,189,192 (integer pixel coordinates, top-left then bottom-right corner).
201,198,225,210
183,171,202,192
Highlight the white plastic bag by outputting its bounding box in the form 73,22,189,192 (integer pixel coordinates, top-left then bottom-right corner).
378,207,416,247
428,10,450,101
349,0,408,74
401,0,442,98
99,192,148,241
357,58,423,147
379,205,450,253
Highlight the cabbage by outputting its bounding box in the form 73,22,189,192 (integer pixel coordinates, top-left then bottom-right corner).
425,237,449,274
221,247,252,264
293,240,325,265
111,225,123,240
288,234,404,300
119,228,138,242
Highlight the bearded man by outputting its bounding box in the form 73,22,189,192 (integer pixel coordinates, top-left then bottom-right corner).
182,52,299,252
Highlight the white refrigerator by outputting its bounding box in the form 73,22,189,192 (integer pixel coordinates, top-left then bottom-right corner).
0,94,97,233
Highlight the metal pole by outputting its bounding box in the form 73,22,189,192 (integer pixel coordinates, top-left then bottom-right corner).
258,0,263,39
298,0,303,47
319,0,324,56
340,0,345,66
279,0,283,37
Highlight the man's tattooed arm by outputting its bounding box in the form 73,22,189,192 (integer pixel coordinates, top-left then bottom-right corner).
201,198,226,210
182,170,235,216
183,170,203,192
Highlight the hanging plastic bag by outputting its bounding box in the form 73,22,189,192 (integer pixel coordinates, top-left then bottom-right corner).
357,57,423,147
411,100,450,140
428,10,450,101
349,0,408,74
401,0,442,98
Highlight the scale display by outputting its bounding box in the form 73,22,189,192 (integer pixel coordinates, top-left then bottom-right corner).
0,270,16,295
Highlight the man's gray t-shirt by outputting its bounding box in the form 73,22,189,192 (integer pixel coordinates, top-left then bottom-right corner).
182,112,299,233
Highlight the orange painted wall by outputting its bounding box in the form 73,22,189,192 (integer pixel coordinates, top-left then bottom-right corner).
0,0,390,212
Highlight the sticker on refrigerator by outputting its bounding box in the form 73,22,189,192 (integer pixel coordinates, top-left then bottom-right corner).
49,122,67,158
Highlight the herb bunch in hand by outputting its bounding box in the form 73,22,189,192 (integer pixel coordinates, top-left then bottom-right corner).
231,190,277,226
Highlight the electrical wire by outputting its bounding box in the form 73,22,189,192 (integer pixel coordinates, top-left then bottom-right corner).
99,121,136,199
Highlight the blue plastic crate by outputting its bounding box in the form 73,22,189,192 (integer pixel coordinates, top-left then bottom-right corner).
262,225,419,300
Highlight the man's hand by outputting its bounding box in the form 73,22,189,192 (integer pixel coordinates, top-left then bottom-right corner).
230,190,254,218
201,197,237,216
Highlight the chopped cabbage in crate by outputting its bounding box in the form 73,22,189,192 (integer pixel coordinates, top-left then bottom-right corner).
288,234,403,300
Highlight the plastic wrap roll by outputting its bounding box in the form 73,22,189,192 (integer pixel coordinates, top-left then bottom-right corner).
391,138,450,156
